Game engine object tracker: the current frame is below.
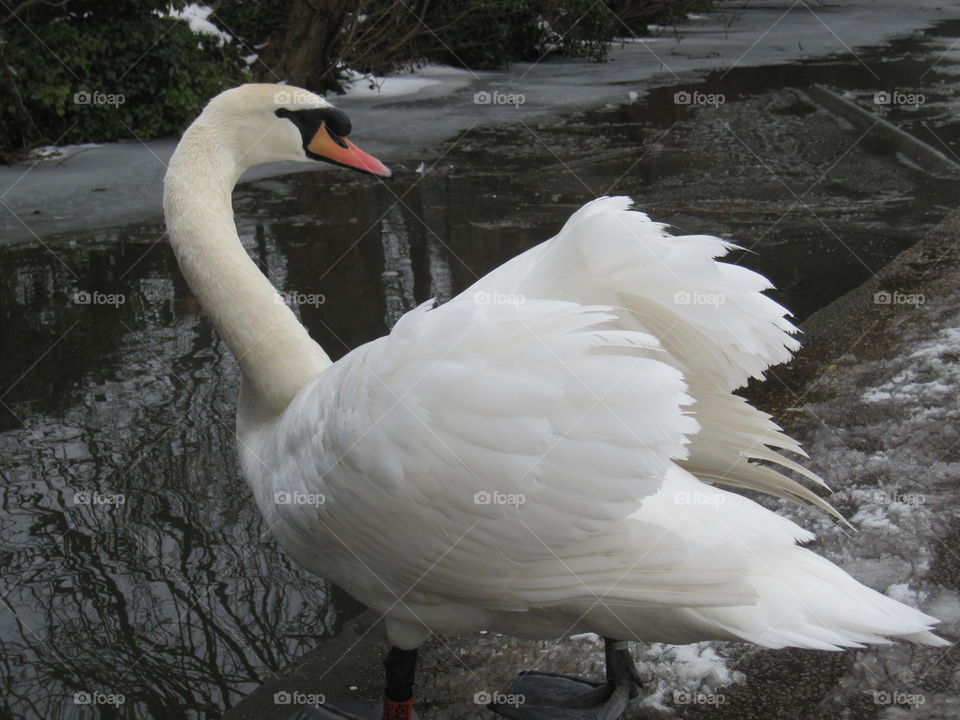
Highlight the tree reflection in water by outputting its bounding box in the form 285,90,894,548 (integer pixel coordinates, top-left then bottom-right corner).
0,165,538,718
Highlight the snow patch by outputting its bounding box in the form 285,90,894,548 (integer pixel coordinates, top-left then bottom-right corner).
168,4,232,46
341,68,443,99
27,143,103,163
860,327,960,405
636,642,744,712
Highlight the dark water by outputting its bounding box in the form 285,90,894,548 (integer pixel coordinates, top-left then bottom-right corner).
2,21,960,720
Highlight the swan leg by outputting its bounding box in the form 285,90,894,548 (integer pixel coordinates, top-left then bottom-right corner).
383,647,418,719
488,638,642,720
285,647,418,720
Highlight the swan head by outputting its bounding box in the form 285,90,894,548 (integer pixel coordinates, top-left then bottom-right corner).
199,83,391,178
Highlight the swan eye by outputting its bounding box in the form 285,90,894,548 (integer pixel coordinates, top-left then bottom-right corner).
275,108,290,119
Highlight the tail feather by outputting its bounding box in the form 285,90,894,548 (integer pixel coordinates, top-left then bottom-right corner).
697,546,949,650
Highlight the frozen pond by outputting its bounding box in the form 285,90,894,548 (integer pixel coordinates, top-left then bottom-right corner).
2,12,960,720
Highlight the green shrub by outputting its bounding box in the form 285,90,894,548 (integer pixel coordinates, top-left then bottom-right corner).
0,0,241,159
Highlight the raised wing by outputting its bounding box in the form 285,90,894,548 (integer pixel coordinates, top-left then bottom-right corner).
246,195,835,617
465,196,840,520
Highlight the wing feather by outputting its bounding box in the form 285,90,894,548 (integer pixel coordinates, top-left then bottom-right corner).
465,196,838,519
254,295,733,609
244,195,839,618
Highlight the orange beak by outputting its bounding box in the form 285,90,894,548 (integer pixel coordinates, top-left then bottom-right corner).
307,124,392,178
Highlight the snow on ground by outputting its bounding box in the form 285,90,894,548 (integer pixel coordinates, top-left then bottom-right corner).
26,143,103,163
167,3,232,45
860,327,960,406
340,68,444,99
635,643,744,712
733,266,960,717
803,313,960,562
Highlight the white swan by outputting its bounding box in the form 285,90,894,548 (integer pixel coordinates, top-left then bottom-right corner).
164,84,947,720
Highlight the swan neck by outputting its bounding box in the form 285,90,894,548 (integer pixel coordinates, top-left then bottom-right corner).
164,126,330,417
